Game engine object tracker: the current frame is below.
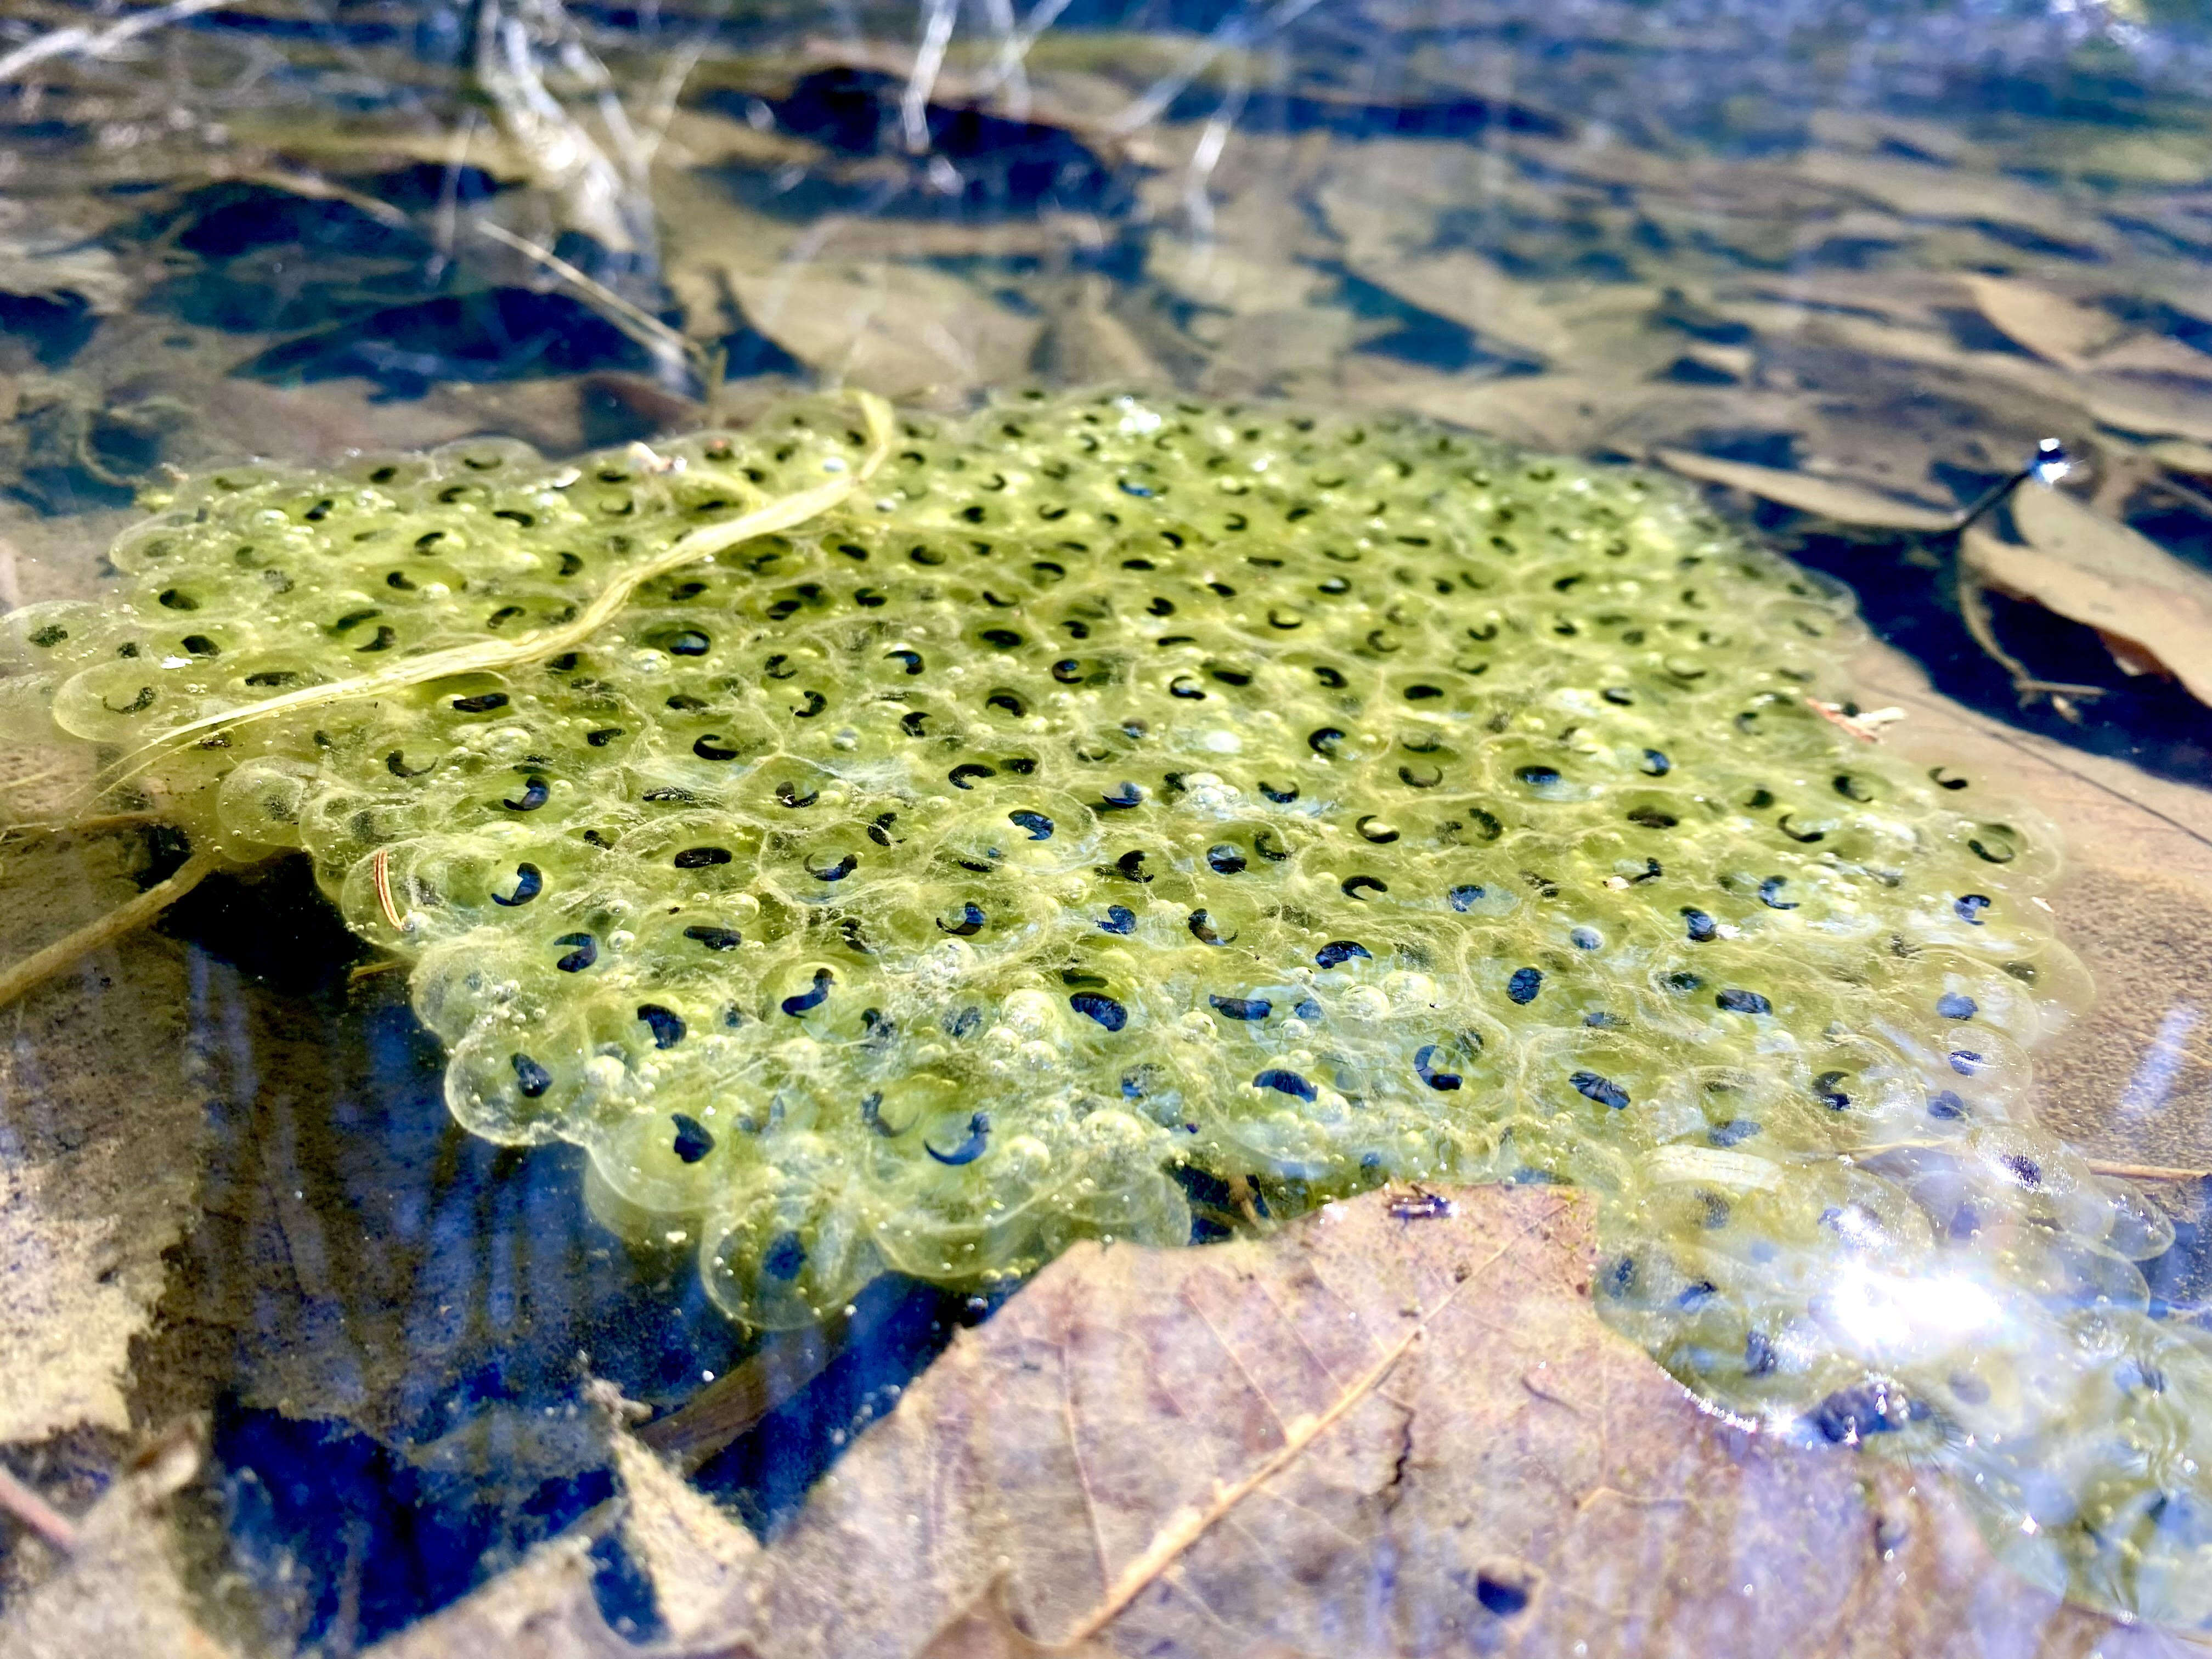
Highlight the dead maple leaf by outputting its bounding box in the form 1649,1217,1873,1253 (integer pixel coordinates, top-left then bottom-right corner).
675,1185,2189,1659
1795,151,2117,257
2074,372,2212,445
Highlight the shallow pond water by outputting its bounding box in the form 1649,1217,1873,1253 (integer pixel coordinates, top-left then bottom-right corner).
1,3,2211,1655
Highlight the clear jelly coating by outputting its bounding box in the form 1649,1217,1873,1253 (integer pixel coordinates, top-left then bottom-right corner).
7,390,2206,1621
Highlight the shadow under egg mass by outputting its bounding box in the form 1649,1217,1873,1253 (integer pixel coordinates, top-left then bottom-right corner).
136,856,962,1645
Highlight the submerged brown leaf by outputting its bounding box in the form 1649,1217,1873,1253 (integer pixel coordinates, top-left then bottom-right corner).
1148,174,1338,319
1034,278,1166,388
2078,334,2212,381
1959,276,2125,373
1805,108,1993,167
1967,484,2212,706
1654,445,1960,529
1343,249,1575,364
2146,438,2212,477
2074,372,2212,444
0,229,130,317
358,1532,635,1659
1342,362,1631,452
1347,357,1805,459
1846,635,2212,1173
1796,150,2116,255
684,1184,2171,1659
724,263,1045,399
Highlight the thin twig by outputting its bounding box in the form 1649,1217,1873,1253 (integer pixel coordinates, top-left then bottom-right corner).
1803,696,1893,743
428,110,483,283
476,218,693,377
0,810,161,838
1859,1140,2209,1184
0,1465,77,1553
0,764,73,795
1053,1324,1424,1646
1955,545,2093,723
1225,1173,1263,1228
64,810,163,834
223,163,413,231
0,0,231,83
0,848,217,1010
2086,1159,2211,1182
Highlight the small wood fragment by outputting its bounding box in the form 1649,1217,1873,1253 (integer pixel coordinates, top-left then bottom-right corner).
635,1311,851,1470
1226,1171,1263,1227
1805,697,1905,742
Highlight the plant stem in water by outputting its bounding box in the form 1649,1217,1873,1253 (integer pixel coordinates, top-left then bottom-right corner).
0,849,218,1011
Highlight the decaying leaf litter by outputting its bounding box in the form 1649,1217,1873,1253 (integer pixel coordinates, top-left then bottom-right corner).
21,1189,2211,1659
4,0,2212,1652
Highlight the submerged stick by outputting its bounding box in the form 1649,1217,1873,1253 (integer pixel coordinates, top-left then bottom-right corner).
2085,1159,2211,1182
1,810,165,840
0,850,218,1011
635,1310,852,1470
0,1464,80,1554
476,219,697,380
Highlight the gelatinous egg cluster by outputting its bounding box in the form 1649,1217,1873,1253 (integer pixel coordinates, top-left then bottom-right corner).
4,391,2203,1618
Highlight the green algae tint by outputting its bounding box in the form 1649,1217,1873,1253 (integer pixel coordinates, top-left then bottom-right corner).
3,390,2203,1619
